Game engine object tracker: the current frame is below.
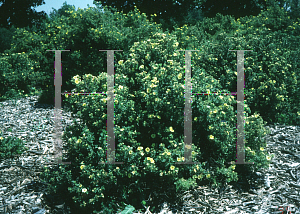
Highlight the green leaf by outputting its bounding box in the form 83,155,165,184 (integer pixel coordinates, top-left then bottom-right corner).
119,204,136,214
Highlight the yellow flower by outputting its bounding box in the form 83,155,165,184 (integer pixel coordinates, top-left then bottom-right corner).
166,152,171,156
75,78,80,84
129,150,133,154
77,139,82,143
82,103,86,107
260,147,264,151
147,88,150,93
209,135,214,140
185,144,191,149
150,158,155,164
0,137,3,140
80,165,85,170
150,83,156,88
118,60,124,65
145,147,150,152
206,174,211,178
169,127,174,132
266,155,271,161
178,73,182,79
139,65,144,69
137,146,143,151
170,165,175,170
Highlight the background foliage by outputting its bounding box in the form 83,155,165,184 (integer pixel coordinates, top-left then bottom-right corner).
0,0,48,30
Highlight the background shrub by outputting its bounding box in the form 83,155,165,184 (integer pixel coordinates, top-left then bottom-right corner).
0,134,28,161
5,5,165,105
0,26,16,53
0,52,39,100
171,10,300,126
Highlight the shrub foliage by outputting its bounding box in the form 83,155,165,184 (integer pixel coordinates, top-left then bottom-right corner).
0,134,28,161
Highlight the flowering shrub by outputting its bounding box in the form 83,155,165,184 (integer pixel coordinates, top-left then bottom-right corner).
40,31,273,213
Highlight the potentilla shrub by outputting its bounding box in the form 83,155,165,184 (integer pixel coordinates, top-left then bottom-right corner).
39,32,273,213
